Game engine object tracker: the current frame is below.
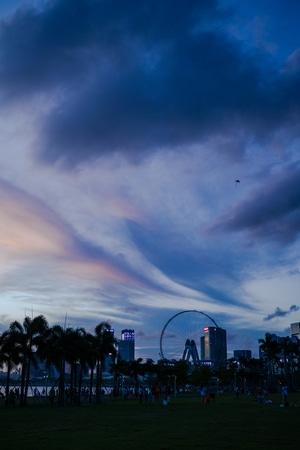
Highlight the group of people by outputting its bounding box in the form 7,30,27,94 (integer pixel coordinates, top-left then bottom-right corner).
116,383,174,405
120,384,163,404
199,383,217,404
199,382,291,407
0,387,19,404
241,383,290,406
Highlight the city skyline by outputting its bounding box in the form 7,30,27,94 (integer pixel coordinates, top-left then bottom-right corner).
0,1,300,361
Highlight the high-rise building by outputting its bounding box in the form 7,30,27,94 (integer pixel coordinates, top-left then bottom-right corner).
200,326,227,367
118,329,135,361
103,328,116,373
291,322,300,342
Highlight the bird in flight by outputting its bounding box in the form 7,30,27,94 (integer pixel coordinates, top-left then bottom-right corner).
235,179,240,187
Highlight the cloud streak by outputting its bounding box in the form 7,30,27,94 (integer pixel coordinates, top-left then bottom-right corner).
263,305,299,321
1,1,300,360
0,178,163,292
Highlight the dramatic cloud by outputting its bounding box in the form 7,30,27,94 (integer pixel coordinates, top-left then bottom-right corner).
0,0,299,166
1,1,300,360
210,165,300,244
263,305,299,321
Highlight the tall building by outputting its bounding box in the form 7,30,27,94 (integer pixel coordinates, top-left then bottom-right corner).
103,328,116,374
201,326,227,367
118,329,135,361
291,322,300,342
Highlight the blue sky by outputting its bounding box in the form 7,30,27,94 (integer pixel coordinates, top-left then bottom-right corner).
0,0,300,360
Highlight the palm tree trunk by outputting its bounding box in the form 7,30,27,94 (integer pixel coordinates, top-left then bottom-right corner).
99,360,103,403
19,359,27,407
73,364,78,405
96,360,100,403
24,353,32,406
77,367,83,406
58,358,65,407
89,367,94,404
5,363,12,407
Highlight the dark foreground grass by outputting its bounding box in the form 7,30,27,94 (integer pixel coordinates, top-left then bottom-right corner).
0,392,299,449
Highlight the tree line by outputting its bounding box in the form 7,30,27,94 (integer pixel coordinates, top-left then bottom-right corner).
0,315,117,407
258,332,300,391
1,315,300,407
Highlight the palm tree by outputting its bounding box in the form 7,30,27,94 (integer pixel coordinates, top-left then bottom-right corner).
9,315,49,406
246,358,264,386
128,358,143,389
190,364,212,387
94,322,117,403
258,333,281,390
0,329,22,406
65,327,93,406
173,360,189,387
143,359,157,388
110,357,130,395
76,331,95,406
63,327,87,404
86,333,98,403
156,359,174,385
40,324,70,407
279,336,299,390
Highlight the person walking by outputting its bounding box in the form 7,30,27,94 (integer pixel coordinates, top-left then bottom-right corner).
281,384,288,406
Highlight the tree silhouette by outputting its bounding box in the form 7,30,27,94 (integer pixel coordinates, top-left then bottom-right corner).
94,322,117,403
258,333,280,390
0,329,22,406
41,324,70,406
9,315,49,406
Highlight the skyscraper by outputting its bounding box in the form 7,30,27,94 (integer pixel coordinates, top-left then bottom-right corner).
102,328,116,373
118,329,135,361
200,326,227,367
291,322,300,342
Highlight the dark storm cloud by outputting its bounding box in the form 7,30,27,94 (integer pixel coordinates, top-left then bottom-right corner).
210,165,300,244
1,0,300,165
263,305,299,321
0,0,224,96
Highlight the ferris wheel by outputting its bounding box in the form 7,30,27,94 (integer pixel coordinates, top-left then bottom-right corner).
159,310,219,362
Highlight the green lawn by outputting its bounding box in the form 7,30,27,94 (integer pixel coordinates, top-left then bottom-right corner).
0,392,299,449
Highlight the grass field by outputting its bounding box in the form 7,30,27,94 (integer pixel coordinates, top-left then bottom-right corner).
0,392,299,449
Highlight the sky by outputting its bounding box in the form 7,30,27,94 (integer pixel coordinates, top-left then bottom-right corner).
0,0,300,361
